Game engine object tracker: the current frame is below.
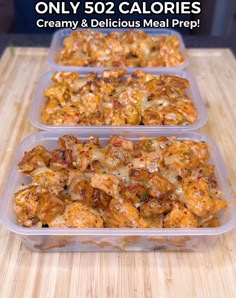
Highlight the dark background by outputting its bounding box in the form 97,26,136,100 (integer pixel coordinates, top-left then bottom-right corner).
1,0,236,37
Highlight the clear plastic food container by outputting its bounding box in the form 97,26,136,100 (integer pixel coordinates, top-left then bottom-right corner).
29,70,207,131
0,131,234,252
48,28,189,72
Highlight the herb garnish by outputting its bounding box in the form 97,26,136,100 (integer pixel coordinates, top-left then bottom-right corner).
140,191,148,201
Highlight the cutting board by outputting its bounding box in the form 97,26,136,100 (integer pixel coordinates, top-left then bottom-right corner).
0,48,236,298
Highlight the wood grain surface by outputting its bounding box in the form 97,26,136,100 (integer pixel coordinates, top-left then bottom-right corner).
0,48,236,298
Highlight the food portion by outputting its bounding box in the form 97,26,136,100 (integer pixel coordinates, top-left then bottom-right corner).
14,135,227,229
41,70,197,126
56,30,185,67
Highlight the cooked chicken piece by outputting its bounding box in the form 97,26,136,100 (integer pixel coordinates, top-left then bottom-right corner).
93,189,112,211
140,198,174,218
71,147,93,170
134,137,168,156
156,136,172,149
142,107,162,125
58,189,72,205
87,37,107,60
103,199,140,228
139,215,164,228
159,35,185,67
128,151,162,173
118,89,144,112
87,136,102,147
102,68,127,79
73,78,99,95
35,191,64,224
104,146,127,170
71,139,104,171
52,71,80,86
14,185,64,227
73,92,101,115
106,36,125,54
147,53,166,67
72,76,100,94
128,156,156,173
191,164,215,180
103,105,126,125
69,175,94,206
31,167,68,195
42,104,80,125
41,98,61,124
199,216,220,228
176,101,197,124
14,185,44,227
160,167,181,185
66,169,84,186
47,214,67,228
49,149,72,171
144,80,186,100
163,140,209,173
49,202,103,228
123,103,141,125
70,73,97,93
58,135,81,150
133,38,153,63
90,173,121,198
143,79,163,94
108,136,134,151
130,169,150,183
18,145,51,175
188,141,209,161
63,33,75,50
44,85,70,107
159,106,185,125
149,98,172,109
65,202,103,228
105,137,133,170
164,202,198,228
62,105,81,124
182,178,227,217
167,140,209,163
159,75,189,89
123,182,149,202
131,70,155,83
119,186,141,206
147,173,175,197
190,165,220,192
96,78,115,95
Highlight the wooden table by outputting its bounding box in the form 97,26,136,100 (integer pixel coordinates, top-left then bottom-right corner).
0,48,236,298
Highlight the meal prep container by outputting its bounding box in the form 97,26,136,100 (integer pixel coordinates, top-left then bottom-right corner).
0,131,234,252
48,28,189,72
29,70,207,132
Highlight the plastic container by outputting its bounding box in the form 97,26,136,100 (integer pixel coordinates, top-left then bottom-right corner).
0,131,234,252
29,70,207,132
48,28,189,72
